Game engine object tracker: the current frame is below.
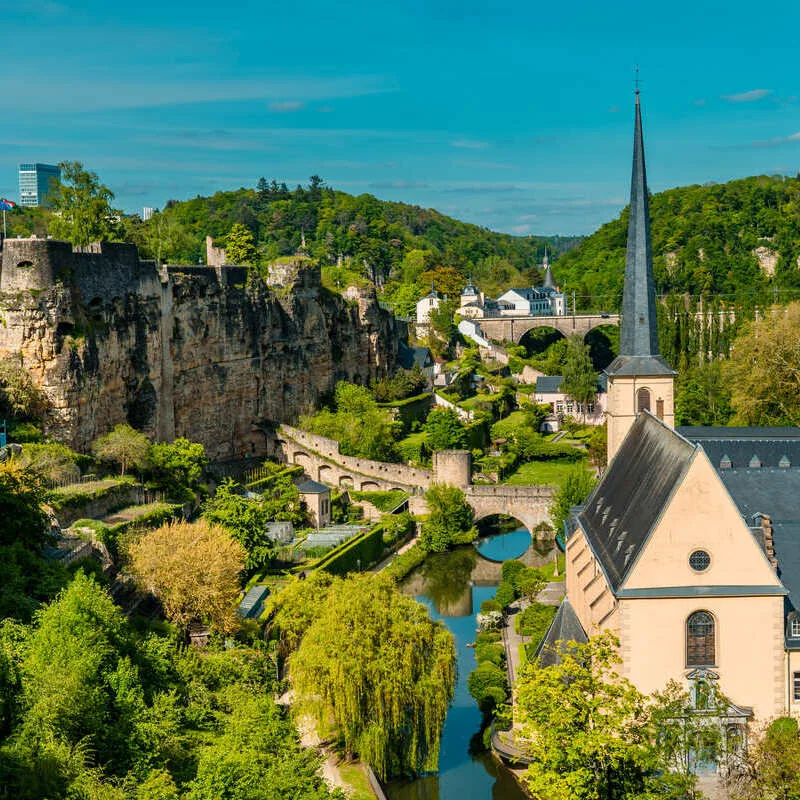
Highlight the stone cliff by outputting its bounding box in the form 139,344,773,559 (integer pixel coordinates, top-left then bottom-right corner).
0,239,400,460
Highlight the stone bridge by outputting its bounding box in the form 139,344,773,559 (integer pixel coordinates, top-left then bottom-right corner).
270,426,557,533
478,313,619,344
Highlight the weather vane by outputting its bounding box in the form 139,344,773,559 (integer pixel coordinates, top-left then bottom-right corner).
634,65,640,94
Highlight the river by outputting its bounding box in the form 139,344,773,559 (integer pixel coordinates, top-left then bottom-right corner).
384,528,553,800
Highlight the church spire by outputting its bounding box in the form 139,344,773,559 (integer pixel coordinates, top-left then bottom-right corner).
606,89,672,377
604,86,675,460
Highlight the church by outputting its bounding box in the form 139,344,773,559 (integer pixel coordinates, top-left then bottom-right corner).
558,88,800,731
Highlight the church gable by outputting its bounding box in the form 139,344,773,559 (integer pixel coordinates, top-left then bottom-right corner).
578,412,695,590
622,449,784,592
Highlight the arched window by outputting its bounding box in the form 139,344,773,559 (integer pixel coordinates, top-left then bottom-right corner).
687,611,716,667
636,387,651,412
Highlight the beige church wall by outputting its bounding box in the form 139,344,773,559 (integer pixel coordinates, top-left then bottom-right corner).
623,452,783,590
606,376,674,461
618,595,785,720
566,528,617,636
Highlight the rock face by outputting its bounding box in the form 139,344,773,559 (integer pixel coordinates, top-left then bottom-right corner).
0,239,400,460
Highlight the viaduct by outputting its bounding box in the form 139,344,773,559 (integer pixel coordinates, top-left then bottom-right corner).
270,424,556,534
477,313,619,344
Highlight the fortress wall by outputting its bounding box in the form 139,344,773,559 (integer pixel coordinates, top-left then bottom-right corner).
277,424,434,488
0,239,400,459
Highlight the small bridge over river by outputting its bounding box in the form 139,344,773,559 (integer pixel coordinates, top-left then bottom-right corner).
477,313,619,344
269,425,557,534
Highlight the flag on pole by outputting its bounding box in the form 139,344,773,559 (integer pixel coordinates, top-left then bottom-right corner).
0,199,16,211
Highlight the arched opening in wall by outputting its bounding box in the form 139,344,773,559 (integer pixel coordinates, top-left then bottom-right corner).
292,451,313,474
637,387,651,413
584,324,620,371
87,296,103,324
360,480,380,491
16,260,34,269
317,464,334,484
474,514,532,562
339,475,355,489
518,326,565,360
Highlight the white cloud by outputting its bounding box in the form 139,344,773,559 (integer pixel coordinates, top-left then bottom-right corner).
269,100,304,113
451,139,489,150
721,88,772,103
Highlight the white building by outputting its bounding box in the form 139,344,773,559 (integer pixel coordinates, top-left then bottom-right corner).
533,374,607,429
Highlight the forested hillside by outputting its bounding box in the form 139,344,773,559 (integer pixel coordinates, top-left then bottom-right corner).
556,174,800,310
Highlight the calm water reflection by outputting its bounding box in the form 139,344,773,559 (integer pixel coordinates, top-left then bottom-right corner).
385,530,550,800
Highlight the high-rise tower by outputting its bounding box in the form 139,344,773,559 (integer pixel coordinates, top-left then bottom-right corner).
604,90,675,460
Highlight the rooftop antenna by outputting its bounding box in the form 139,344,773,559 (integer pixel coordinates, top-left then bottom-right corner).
634,64,641,96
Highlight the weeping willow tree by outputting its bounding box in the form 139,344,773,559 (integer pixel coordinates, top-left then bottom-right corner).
290,573,456,780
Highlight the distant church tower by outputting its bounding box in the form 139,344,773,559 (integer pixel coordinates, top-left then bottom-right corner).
605,89,675,460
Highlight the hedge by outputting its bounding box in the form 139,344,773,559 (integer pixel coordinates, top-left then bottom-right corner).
517,602,558,659
383,542,427,582
349,490,409,512
49,477,136,511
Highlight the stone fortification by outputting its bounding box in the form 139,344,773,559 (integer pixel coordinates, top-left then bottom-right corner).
0,238,400,459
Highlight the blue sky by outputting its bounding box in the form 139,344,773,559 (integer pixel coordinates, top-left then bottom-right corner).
4,0,800,235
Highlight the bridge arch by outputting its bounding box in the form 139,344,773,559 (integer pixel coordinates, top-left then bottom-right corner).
518,325,565,357
584,323,619,371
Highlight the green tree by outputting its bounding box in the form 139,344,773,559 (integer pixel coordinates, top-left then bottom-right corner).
420,483,476,552
516,567,546,604
202,478,303,570
561,335,597,416
91,425,150,477
516,631,650,800
291,574,456,780
148,438,208,500
48,162,122,246
725,303,800,426
0,358,47,422
422,407,467,451
550,465,596,533
225,223,256,266
731,716,800,800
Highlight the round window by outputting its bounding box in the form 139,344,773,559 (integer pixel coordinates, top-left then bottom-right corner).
689,550,711,572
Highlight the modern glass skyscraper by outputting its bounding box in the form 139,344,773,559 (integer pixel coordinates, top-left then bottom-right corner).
18,163,60,207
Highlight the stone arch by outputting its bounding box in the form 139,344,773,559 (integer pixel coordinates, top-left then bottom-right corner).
317,464,334,484
292,451,313,472
16,260,34,269
360,480,380,491
518,324,565,355
339,475,355,488
471,507,534,536
583,323,619,371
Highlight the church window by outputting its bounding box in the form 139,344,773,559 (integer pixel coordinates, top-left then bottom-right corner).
687,611,716,667
636,388,651,412
791,618,800,638
689,550,711,572
794,672,800,702
656,398,664,419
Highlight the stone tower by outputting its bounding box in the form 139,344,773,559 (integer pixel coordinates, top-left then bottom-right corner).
604,90,675,461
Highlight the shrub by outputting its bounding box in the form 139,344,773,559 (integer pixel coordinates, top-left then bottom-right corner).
480,598,502,614
384,542,427,582
474,630,502,645
501,559,525,586
494,581,516,609
516,602,558,652
467,662,507,712
474,641,505,666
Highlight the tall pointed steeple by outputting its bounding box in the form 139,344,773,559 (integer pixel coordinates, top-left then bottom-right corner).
606,89,673,378
604,88,675,460
542,246,556,289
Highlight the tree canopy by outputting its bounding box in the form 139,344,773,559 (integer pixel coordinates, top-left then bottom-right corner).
289,573,455,780
127,519,245,633
47,161,122,246
420,483,476,552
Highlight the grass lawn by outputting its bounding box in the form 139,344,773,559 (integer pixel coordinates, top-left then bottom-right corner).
396,431,429,464
539,552,566,582
503,458,590,488
338,761,373,800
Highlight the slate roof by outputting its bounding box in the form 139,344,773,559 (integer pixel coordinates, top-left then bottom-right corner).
679,426,800,469
716,468,800,615
606,92,673,379
577,412,697,591
296,479,330,494
398,342,433,370
535,373,608,395
534,599,588,668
